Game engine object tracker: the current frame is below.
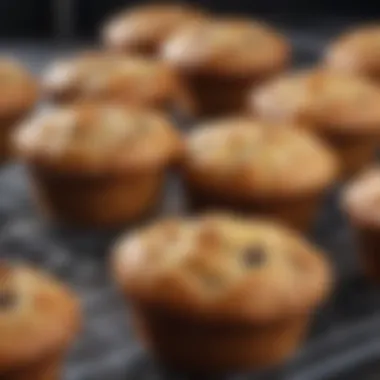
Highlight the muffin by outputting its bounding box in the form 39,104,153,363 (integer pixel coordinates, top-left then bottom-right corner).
181,118,338,232
324,25,380,82
0,58,38,162
162,18,290,118
0,262,81,379
112,213,332,371
101,4,205,56
12,104,182,227
251,69,380,178
342,167,380,282
42,52,182,111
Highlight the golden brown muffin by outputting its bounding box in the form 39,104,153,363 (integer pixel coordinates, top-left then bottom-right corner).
324,25,380,82
42,52,182,111
342,167,380,282
181,118,338,232
0,57,38,163
112,213,332,371
12,104,182,227
162,18,290,118
251,69,380,178
0,262,81,380
101,3,206,56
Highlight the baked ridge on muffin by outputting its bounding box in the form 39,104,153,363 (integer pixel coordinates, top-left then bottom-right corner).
42,52,183,111
342,167,380,282
0,57,38,162
324,25,380,81
12,103,182,227
162,18,290,117
0,262,81,379
251,68,380,177
112,213,332,371
181,117,338,231
101,3,206,56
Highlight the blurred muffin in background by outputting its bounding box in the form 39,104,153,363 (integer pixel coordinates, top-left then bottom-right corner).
43,52,184,112
162,18,290,118
324,25,380,82
0,58,38,163
0,262,81,379
342,167,380,282
112,213,332,371
180,118,338,232
101,3,206,57
12,104,182,227
251,69,380,178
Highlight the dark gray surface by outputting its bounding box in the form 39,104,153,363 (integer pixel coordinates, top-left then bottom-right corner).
1,28,380,380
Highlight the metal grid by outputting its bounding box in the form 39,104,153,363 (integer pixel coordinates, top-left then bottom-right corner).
1,22,380,379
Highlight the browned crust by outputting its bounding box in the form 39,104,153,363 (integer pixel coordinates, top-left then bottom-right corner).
42,53,182,110
0,264,81,373
112,214,333,325
12,104,184,176
324,24,380,80
181,118,338,200
251,68,380,135
162,18,290,77
101,4,207,55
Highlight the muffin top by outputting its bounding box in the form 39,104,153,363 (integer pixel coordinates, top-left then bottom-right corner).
43,52,180,108
113,214,332,323
13,104,182,175
182,118,338,198
162,18,289,75
342,167,380,227
102,4,205,54
324,25,380,80
0,263,80,371
252,69,380,133
0,58,38,119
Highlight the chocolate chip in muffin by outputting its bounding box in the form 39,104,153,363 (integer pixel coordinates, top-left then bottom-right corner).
242,245,267,268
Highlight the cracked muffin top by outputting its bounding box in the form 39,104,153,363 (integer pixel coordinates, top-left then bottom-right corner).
342,167,380,227
0,262,80,372
182,118,338,198
113,213,332,323
102,4,206,55
43,52,180,109
13,104,182,175
0,58,38,119
251,69,380,134
324,25,380,81
162,18,289,76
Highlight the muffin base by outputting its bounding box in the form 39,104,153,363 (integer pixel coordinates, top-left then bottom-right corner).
349,222,380,282
133,305,309,372
0,110,34,163
29,167,164,227
179,71,271,118
321,131,378,179
186,186,324,233
1,351,64,380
